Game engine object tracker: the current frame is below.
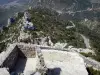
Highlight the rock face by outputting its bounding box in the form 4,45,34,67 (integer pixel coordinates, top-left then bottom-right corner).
42,50,88,75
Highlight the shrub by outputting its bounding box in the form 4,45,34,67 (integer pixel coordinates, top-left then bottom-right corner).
87,67,100,75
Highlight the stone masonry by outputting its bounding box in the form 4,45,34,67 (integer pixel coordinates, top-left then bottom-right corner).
0,43,47,75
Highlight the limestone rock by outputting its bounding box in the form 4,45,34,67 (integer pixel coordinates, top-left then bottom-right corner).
42,50,88,75
0,68,10,75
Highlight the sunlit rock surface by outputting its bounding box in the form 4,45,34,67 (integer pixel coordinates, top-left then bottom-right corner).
0,43,88,75
0,68,10,75
42,50,88,75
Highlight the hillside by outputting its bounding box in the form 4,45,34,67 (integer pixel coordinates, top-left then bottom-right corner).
0,6,100,75
1,0,100,25
0,7,87,52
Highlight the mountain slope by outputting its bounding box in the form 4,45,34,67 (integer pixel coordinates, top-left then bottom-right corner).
0,7,86,52
1,0,100,25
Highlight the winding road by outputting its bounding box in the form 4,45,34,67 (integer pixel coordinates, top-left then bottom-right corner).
80,34,91,49
66,21,75,29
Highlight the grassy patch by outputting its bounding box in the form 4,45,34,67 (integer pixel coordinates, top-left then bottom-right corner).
0,12,24,52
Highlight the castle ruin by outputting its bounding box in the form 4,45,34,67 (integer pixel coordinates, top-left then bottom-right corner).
0,43,88,75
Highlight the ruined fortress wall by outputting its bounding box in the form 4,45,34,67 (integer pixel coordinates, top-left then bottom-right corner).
0,43,36,73
17,44,36,58
1,46,19,71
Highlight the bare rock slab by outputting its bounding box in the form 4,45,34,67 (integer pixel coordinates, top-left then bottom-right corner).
42,50,88,75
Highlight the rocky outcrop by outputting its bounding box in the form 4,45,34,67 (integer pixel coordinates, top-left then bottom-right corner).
42,49,88,75
18,31,32,43
0,43,37,74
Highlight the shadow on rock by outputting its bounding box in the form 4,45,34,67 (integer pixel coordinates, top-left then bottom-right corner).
45,67,62,75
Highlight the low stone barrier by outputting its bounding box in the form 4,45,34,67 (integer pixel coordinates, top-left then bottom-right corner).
0,43,36,74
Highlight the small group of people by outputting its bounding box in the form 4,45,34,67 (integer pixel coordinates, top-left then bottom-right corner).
23,12,35,30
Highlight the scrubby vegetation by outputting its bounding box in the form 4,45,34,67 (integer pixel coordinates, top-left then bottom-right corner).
74,20,100,62
28,8,85,48
80,52,94,57
0,12,24,52
87,67,100,75
0,8,86,52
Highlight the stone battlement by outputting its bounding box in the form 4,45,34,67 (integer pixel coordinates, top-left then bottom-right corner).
0,43,88,75
0,43,46,75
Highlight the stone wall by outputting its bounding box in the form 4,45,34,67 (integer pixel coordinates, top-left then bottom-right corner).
17,44,36,58
0,43,36,73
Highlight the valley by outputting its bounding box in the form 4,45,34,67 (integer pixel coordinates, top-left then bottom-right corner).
0,0,100,75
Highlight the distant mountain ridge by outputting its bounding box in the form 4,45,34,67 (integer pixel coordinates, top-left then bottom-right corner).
0,0,100,25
